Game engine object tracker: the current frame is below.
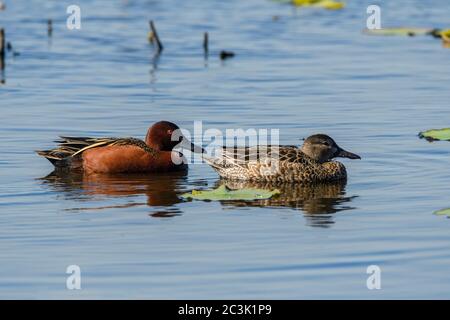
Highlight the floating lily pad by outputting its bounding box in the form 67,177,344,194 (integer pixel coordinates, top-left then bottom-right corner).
419,128,450,142
181,185,281,201
434,208,450,217
364,27,433,37
291,0,345,10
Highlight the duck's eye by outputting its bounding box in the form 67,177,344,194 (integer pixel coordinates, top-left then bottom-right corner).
322,141,330,147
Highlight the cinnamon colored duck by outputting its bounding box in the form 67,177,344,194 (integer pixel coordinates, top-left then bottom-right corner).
204,134,360,183
37,121,204,174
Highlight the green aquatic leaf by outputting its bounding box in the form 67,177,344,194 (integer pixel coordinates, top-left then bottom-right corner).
439,29,450,38
364,28,433,36
291,0,345,10
434,208,450,217
419,128,450,142
181,185,281,201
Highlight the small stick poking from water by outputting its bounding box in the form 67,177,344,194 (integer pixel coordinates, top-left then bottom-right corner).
203,32,209,58
0,28,5,70
149,20,163,53
47,19,53,37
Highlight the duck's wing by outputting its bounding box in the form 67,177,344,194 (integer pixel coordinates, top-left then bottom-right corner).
36,137,156,167
208,145,303,168
204,145,315,181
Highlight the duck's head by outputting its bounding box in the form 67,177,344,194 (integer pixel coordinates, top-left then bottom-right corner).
301,134,361,164
145,121,204,153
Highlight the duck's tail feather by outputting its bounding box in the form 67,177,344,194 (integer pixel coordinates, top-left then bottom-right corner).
203,156,222,171
35,149,72,168
36,136,118,168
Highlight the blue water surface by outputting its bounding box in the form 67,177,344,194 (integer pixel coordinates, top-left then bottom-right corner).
0,0,450,299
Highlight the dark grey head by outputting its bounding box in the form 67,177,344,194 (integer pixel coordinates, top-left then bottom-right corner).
301,134,361,163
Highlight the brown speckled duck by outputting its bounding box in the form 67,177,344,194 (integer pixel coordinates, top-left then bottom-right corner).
204,134,361,183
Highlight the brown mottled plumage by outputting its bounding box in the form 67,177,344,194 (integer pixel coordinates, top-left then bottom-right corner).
204,134,360,183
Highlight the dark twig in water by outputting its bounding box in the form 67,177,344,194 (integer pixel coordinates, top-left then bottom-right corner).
47,19,53,37
5,41,19,57
203,32,209,58
220,50,235,60
0,28,5,70
149,20,163,53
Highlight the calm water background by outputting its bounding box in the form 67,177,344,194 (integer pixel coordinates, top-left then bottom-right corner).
1,0,450,299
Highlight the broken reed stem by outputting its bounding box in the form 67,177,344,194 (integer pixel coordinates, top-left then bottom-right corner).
47,19,53,37
203,32,208,57
0,28,5,70
149,20,163,53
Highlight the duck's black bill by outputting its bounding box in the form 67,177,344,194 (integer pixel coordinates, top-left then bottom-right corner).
336,148,361,160
190,142,205,154
176,133,205,154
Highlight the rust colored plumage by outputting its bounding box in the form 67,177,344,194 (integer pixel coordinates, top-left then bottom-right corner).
36,121,203,174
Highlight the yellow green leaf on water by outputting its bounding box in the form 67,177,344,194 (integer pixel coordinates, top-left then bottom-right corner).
443,29,450,37
291,0,345,10
181,185,281,201
434,208,450,217
419,128,450,142
435,29,450,45
364,27,433,36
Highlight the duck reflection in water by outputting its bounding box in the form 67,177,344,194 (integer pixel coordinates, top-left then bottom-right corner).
217,179,357,228
40,172,356,226
39,170,188,217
